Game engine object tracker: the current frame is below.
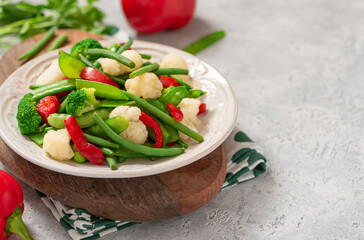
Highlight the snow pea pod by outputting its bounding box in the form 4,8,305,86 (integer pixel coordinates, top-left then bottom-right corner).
76,79,128,100
47,108,111,129
84,116,129,139
159,86,187,106
185,90,207,98
94,113,185,157
59,50,85,78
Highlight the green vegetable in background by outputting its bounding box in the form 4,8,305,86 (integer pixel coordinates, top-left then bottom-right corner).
18,27,54,60
183,30,226,54
0,0,118,48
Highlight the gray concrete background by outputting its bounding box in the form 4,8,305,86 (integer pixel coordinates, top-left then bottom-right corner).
1,0,364,239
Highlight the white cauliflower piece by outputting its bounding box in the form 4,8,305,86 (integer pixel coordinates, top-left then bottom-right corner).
125,72,163,99
160,53,190,84
109,106,148,144
98,50,143,76
43,129,74,161
36,59,65,85
178,98,202,141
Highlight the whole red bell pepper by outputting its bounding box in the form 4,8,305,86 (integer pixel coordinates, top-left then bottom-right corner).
165,103,184,121
139,111,163,148
36,95,60,125
159,76,180,88
0,170,33,240
80,67,120,89
121,0,196,34
64,116,105,165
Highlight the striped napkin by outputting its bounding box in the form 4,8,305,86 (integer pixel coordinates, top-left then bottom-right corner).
37,127,267,240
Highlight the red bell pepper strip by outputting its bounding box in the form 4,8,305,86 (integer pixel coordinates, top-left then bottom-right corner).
158,76,180,88
0,170,33,240
64,116,105,165
165,103,183,121
121,0,196,34
139,111,163,148
36,95,60,124
80,67,120,89
54,90,71,99
198,103,206,115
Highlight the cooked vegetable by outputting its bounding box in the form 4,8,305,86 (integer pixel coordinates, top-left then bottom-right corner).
160,86,187,106
84,48,135,68
171,76,192,90
185,90,207,98
98,100,135,108
165,103,184,121
84,133,119,149
70,38,103,60
80,67,120,88
153,68,188,76
65,88,99,117
64,116,105,165
139,53,151,59
43,129,74,161
105,156,117,170
98,50,143,76
35,59,64,85
33,79,76,100
146,98,169,114
58,50,85,78
36,96,60,124
159,76,180,88
116,39,133,54
75,79,128,100
140,111,163,148
198,103,207,115
178,98,202,141
125,72,163,99
84,116,129,139
176,139,188,149
0,170,34,240
94,113,185,157
129,62,159,78
48,34,68,52
183,30,225,55
18,27,55,60
71,145,86,163
16,93,42,135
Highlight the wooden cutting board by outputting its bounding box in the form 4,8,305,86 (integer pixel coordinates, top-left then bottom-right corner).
0,29,227,222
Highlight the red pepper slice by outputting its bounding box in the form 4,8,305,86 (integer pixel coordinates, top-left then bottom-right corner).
166,142,176,147
165,103,184,121
198,103,206,115
36,95,60,124
54,90,71,99
158,76,180,88
80,67,120,89
139,111,163,148
0,170,33,240
64,116,105,165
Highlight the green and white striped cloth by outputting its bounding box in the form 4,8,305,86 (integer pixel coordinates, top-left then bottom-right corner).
37,128,267,240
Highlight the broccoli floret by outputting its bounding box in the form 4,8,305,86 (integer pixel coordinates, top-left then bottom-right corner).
70,38,103,60
66,88,99,117
16,93,42,135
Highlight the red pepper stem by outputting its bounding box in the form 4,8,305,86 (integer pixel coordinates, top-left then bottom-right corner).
6,207,34,240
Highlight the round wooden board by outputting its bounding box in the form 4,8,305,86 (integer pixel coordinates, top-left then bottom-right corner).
0,29,227,222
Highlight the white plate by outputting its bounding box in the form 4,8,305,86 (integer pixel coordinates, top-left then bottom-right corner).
0,40,237,178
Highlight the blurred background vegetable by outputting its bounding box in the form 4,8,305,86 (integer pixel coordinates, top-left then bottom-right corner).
0,0,118,49
121,0,196,34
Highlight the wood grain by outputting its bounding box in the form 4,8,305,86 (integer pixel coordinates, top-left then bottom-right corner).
0,29,227,222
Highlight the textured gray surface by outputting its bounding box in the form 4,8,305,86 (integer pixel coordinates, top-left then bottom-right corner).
1,0,364,239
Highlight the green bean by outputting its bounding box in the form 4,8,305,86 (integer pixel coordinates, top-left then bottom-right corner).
176,140,188,149
75,79,128,100
29,84,45,90
146,98,169,114
58,96,68,113
84,133,119,149
183,30,225,55
164,123,179,143
171,76,193,90
123,91,203,142
139,53,151,59
117,156,127,163
106,156,117,170
48,108,111,129
107,43,121,52
114,147,148,158
19,27,55,60
129,62,159,78
185,90,207,98
34,79,75,94
142,62,153,67
98,100,135,108
72,145,86,163
84,116,129,139
94,113,185,156
48,34,68,52
79,54,126,85
102,148,114,156
153,68,188,76
147,118,170,145
116,38,133,54
33,84,75,100
84,49,135,68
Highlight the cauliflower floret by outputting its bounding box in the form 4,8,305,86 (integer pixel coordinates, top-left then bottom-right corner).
109,106,148,144
98,50,143,76
178,98,202,141
160,53,190,84
36,59,65,85
125,72,163,99
109,105,142,122
120,121,148,144
43,129,74,161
